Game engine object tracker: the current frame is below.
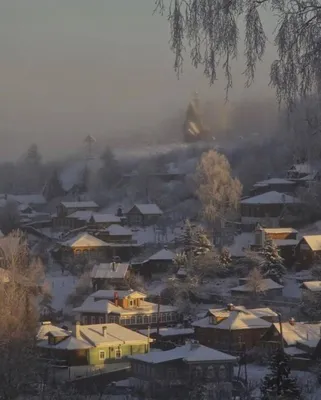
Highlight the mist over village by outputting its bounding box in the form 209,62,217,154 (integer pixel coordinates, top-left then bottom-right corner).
3,1,321,400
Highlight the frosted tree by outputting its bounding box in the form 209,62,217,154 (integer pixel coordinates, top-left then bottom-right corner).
258,238,286,284
246,267,265,303
195,150,242,228
261,348,301,399
155,0,321,110
220,247,232,267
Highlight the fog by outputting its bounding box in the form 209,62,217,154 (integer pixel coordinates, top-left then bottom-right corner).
0,0,276,160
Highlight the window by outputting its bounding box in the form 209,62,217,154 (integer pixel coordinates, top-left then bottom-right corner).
166,313,171,322
115,348,122,359
91,316,96,324
219,365,226,380
109,316,116,323
82,316,88,324
207,366,215,379
137,315,143,324
143,315,149,324
129,300,133,306
123,317,130,325
99,316,104,324
99,351,105,360
130,316,136,325
167,368,177,380
152,314,157,323
160,313,166,322
194,366,202,378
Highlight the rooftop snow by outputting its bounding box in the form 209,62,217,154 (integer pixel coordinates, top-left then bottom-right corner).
61,201,98,209
231,278,284,293
253,178,295,187
130,204,163,215
274,322,321,346
90,263,129,280
67,211,93,220
61,232,108,248
37,335,92,350
78,323,152,346
130,343,236,364
301,235,321,251
91,290,147,300
107,224,132,236
241,191,299,205
301,281,321,292
92,214,121,224
36,322,70,341
263,228,298,234
138,328,194,337
148,248,175,261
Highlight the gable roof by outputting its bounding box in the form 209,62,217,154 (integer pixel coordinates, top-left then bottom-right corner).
61,201,98,209
148,248,175,261
241,191,299,205
90,289,147,300
273,321,321,346
91,214,121,224
300,235,321,251
106,224,132,236
130,343,236,364
231,278,284,293
129,204,163,215
90,263,129,280
301,281,321,292
36,322,70,341
37,335,92,350
61,232,108,248
78,323,151,346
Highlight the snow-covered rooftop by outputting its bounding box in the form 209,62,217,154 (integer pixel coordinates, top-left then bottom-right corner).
78,323,152,346
90,262,129,280
253,178,295,187
129,342,236,364
130,204,163,215
301,235,321,251
61,232,108,248
92,214,121,224
148,248,175,261
61,201,98,209
36,322,70,341
301,281,321,292
231,278,284,293
37,335,92,350
274,321,321,346
107,224,132,236
138,327,194,337
264,228,298,234
241,191,299,205
91,289,147,300
67,210,93,220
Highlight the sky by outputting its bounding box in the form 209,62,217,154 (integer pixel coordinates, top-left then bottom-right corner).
0,0,276,160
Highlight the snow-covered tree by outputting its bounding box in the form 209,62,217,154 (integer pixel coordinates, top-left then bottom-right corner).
261,348,301,400
258,238,286,284
300,291,321,321
220,247,232,267
246,267,265,303
195,150,242,226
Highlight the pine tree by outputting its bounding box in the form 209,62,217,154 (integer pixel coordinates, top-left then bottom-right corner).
182,220,212,258
261,348,301,400
259,238,286,284
220,247,232,266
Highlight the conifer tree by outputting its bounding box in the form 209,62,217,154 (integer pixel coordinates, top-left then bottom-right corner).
259,238,286,284
261,348,301,400
220,247,232,266
43,169,65,201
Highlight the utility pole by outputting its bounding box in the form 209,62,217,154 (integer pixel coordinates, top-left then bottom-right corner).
156,295,161,337
278,312,284,352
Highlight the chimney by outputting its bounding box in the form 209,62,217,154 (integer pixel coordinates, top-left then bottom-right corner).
289,317,295,326
255,224,265,246
112,262,116,272
227,303,235,311
75,321,81,339
190,339,200,350
114,291,119,307
102,326,107,337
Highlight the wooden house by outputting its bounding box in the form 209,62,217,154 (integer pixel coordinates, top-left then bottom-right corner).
300,281,321,294
192,304,275,353
37,322,151,366
95,224,133,243
251,226,298,267
73,290,181,329
260,318,321,353
90,262,130,291
250,178,296,197
240,191,301,229
126,204,163,226
230,278,283,300
129,341,236,398
296,235,321,267
52,201,99,230
132,248,175,278
64,212,121,231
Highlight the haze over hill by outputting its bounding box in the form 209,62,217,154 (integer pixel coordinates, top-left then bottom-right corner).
0,0,276,161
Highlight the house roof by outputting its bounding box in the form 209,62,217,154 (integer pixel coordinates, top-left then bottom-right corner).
241,191,299,205
91,289,147,300
78,323,152,346
249,308,278,318
61,201,98,209
148,248,175,261
253,178,295,187
90,263,129,280
67,211,93,220
192,310,271,330
92,214,121,224
301,281,321,292
263,228,298,234
138,328,194,337
37,335,92,350
231,278,284,293
273,322,321,346
129,343,236,364
61,232,108,248
106,224,132,236
130,204,163,215
36,322,70,341
300,235,321,251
